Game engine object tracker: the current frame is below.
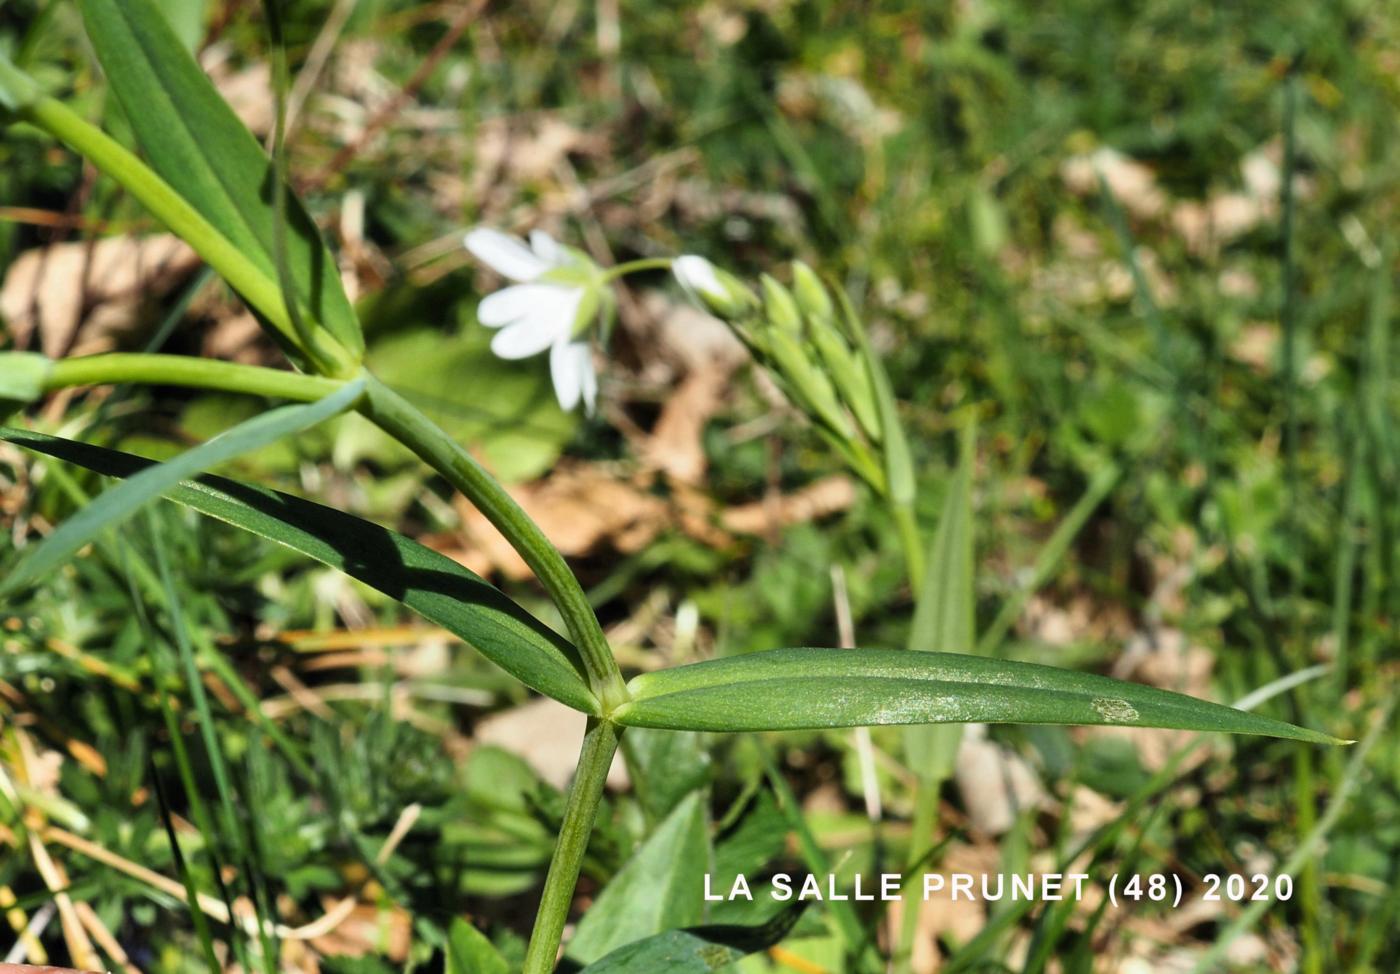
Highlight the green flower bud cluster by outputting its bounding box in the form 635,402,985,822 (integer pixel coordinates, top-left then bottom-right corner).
673,255,909,501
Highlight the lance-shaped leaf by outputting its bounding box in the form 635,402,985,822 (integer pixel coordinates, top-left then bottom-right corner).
613,647,1343,744
0,427,597,714
904,423,976,779
0,379,363,596
76,0,363,361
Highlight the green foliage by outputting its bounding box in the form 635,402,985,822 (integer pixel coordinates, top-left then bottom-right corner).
448,918,510,974
0,380,363,596
75,0,363,367
0,427,597,713
2,0,1391,970
903,424,976,781
577,904,806,973
616,646,1338,742
344,320,577,483
565,791,709,965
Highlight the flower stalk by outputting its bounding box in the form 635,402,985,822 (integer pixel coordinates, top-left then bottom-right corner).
357,376,629,709
521,718,622,974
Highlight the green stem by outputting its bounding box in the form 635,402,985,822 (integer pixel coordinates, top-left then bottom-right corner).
357,375,628,707
895,776,942,973
600,257,674,282
45,354,343,402
0,57,357,378
523,718,621,974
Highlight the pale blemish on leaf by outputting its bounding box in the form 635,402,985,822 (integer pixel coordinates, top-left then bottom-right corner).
1091,697,1140,723
698,944,736,969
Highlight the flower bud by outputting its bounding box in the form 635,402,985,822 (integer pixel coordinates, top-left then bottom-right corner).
673,255,756,319
809,323,881,443
759,274,803,334
790,260,835,324
767,328,855,441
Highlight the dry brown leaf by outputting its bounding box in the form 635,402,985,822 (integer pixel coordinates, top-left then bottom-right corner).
905,842,1000,971
449,465,668,579
1170,145,1313,257
639,364,731,483
720,475,856,535
215,62,274,136
470,115,608,208
199,308,274,364
1066,784,1124,843
1,235,199,356
438,459,854,580
1171,193,1272,256
1228,322,1279,374
308,900,412,962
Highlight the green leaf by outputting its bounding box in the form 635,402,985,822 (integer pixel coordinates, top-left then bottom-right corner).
756,743,875,968
904,424,976,779
578,904,806,974
0,427,597,714
565,791,710,965
156,0,208,52
75,0,363,362
624,728,712,823
615,647,1343,744
832,285,913,505
447,917,509,974
1,380,362,596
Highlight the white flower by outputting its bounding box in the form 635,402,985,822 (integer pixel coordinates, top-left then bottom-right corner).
465,227,601,414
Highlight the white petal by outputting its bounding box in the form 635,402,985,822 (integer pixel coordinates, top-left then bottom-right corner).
465,227,550,281
490,306,571,359
529,230,565,267
578,348,598,415
478,284,568,327
550,340,584,412
672,254,724,299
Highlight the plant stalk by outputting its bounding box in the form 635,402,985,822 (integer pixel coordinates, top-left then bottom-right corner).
522,718,621,974
600,257,674,281
44,354,343,402
895,775,941,972
357,375,628,707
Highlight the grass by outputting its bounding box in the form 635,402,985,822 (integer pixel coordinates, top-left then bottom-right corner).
1,0,1397,971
